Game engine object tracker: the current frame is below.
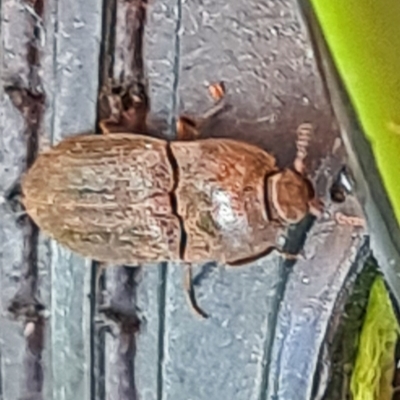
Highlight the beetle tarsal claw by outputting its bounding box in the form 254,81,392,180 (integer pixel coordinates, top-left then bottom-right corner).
183,264,209,319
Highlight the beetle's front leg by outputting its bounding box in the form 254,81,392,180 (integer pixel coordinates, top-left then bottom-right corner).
176,82,227,140
98,81,149,135
273,248,307,261
183,263,209,319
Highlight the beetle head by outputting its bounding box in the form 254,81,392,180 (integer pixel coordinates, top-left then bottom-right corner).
267,168,322,225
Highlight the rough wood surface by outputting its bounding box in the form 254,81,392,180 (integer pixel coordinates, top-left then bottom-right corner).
267,196,368,400
0,0,368,399
1,0,101,399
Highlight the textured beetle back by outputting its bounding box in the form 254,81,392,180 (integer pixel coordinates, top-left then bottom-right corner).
22,134,181,264
22,134,286,265
171,138,280,264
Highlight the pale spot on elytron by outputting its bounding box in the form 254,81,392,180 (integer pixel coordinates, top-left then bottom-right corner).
211,189,248,244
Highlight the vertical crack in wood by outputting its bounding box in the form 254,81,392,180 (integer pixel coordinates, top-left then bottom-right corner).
0,350,3,400
169,0,182,137
90,1,118,396
90,0,118,396
49,0,59,145
258,269,287,400
90,263,106,400
157,262,167,400
258,216,315,400
104,267,141,400
4,0,46,398
154,3,183,398
97,0,117,95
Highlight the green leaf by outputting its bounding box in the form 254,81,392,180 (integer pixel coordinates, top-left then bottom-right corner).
310,0,400,224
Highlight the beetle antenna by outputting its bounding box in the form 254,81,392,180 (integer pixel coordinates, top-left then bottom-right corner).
294,123,313,175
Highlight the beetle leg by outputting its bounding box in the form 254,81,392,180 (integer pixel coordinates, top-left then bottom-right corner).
98,82,149,135
227,242,305,266
183,264,209,319
176,99,226,140
208,81,225,102
200,97,227,121
176,115,201,140
274,248,307,261
176,82,227,140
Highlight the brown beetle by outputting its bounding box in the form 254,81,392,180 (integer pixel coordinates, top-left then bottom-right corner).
20,83,321,317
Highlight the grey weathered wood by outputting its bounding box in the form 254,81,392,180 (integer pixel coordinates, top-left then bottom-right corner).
0,91,29,400
267,197,368,400
1,2,43,399
144,0,177,137
161,262,284,400
39,1,103,399
142,1,345,400
138,1,180,399
1,0,102,399
174,0,338,168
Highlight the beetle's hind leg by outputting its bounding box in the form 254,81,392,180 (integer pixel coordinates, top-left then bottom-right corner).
183,264,209,319
176,82,228,140
98,80,149,135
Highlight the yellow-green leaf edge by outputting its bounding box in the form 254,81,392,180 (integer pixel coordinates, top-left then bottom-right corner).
309,0,400,224
350,276,399,400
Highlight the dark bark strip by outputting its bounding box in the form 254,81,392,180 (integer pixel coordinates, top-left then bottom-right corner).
91,0,119,395
98,0,118,91
4,0,46,398
93,0,148,399
90,265,106,400
124,0,147,84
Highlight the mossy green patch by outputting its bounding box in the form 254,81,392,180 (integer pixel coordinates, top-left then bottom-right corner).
322,259,378,400
350,276,400,400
